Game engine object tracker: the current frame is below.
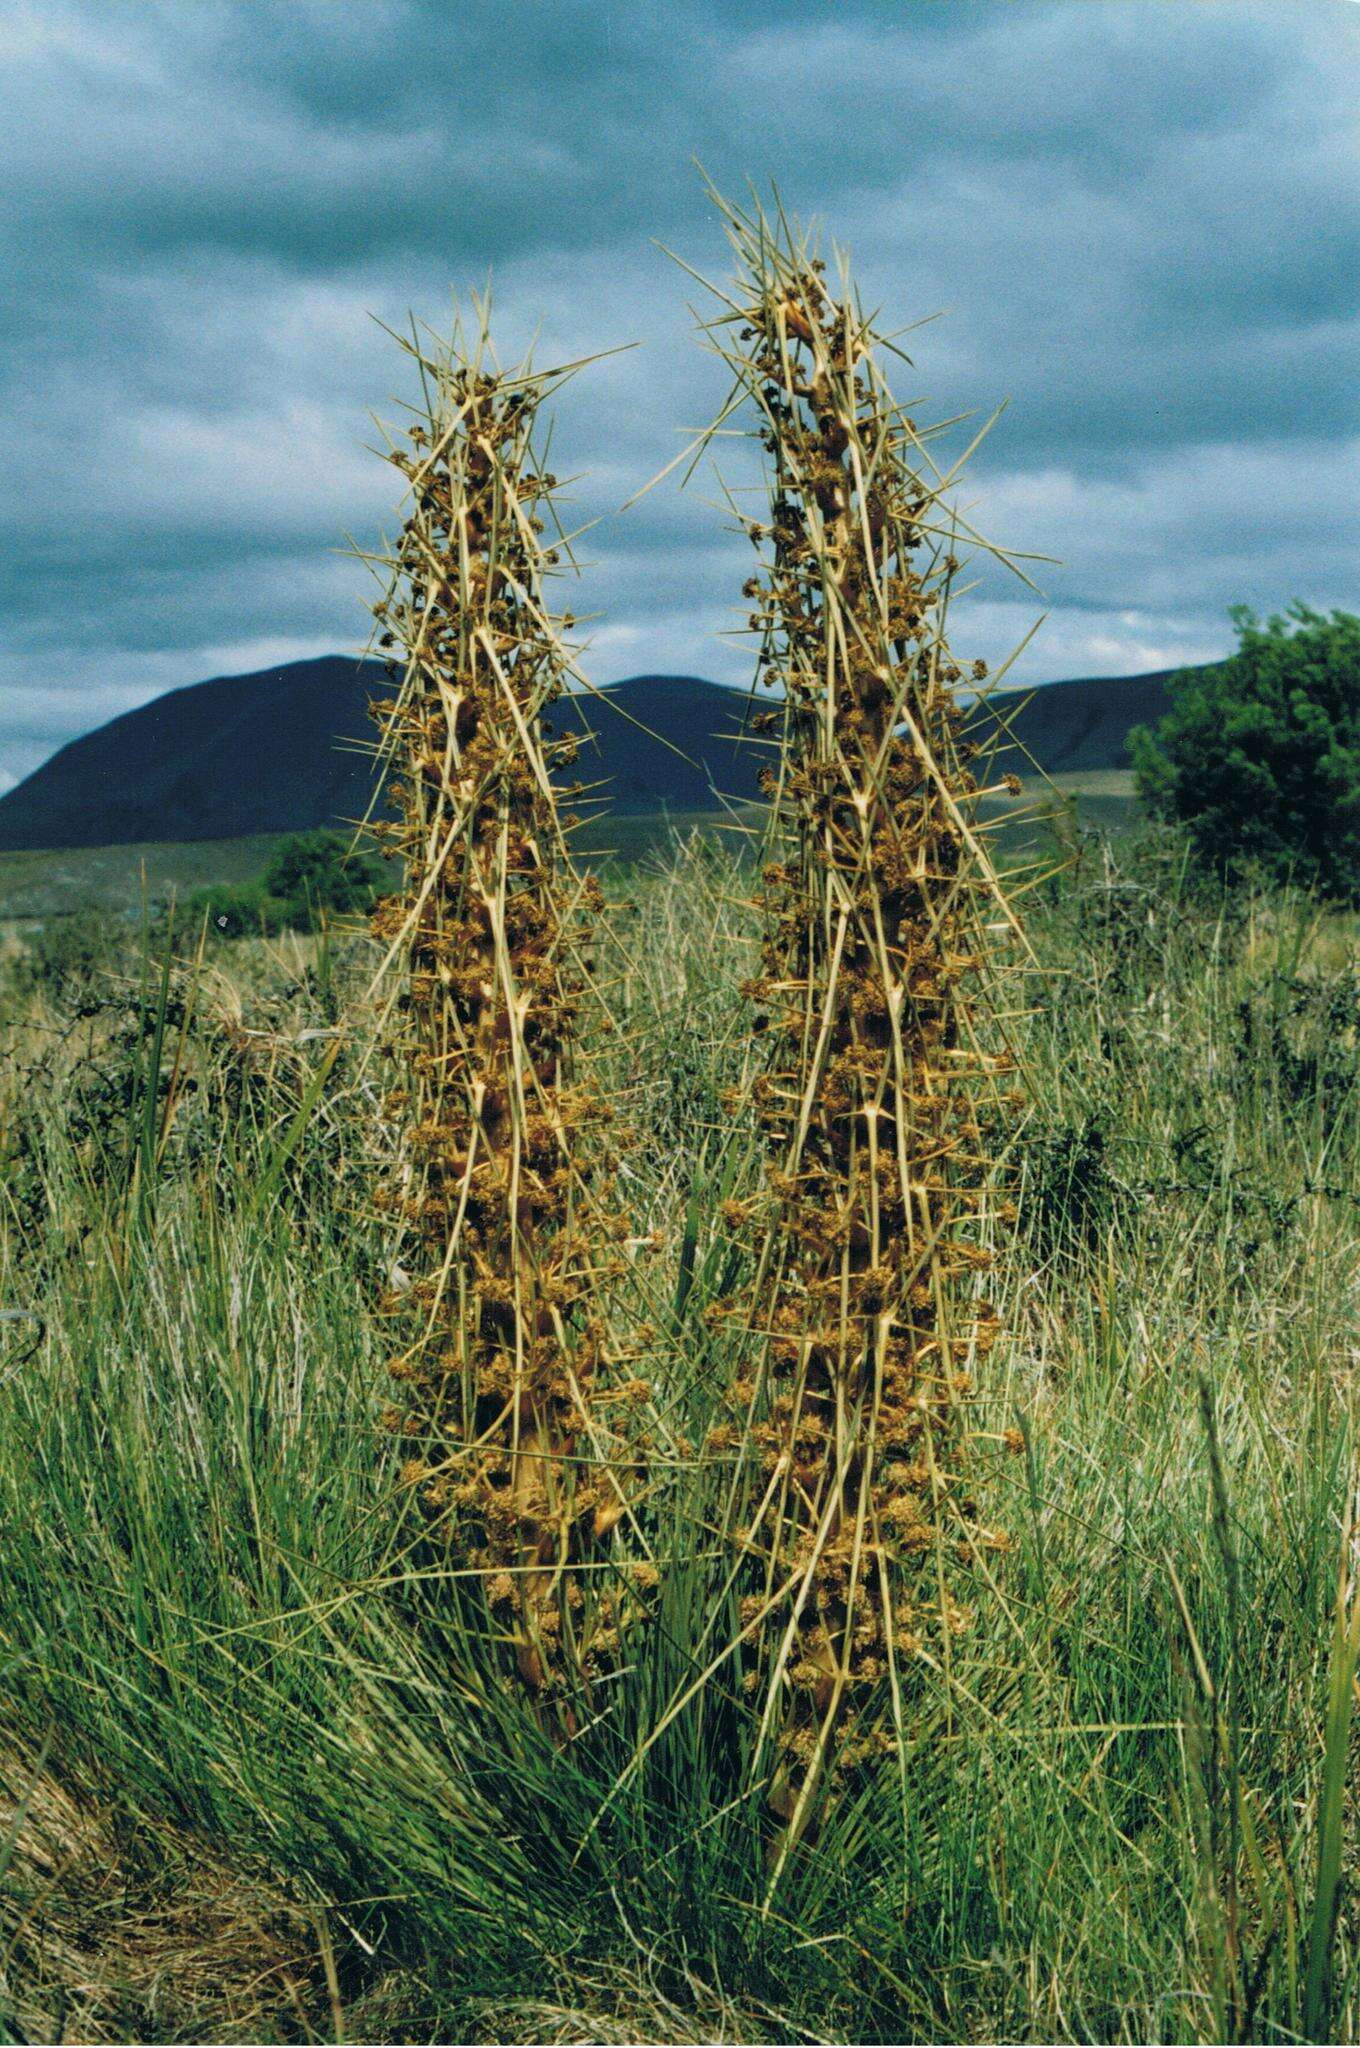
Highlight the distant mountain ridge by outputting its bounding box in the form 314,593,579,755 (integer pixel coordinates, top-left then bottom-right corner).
986,664,1184,776
0,654,1198,853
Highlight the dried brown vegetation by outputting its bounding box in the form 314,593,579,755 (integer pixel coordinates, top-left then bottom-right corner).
366,313,646,1720
0,1744,329,2045
695,190,1027,1858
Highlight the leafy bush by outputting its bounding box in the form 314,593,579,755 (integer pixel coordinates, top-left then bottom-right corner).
186,830,386,936
1130,603,1360,898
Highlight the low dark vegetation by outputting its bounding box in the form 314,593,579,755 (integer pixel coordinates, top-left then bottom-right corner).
183,829,387,936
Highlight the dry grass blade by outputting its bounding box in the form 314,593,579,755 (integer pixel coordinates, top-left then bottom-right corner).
0,1744,327,2044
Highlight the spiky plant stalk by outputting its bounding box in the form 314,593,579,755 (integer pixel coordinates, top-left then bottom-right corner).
366,310,642,1724
697,193,1025,1860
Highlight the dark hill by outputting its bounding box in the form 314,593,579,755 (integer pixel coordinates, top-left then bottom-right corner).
0,654,1201,853
986,666,1179,776
0,658,387,853
0,663,776,853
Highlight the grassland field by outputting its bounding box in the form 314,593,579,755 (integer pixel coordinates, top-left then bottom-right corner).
8,798,1358,2046
0,776,1136,925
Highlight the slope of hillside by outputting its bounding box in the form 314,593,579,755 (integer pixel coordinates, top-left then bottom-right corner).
0,664,772,852
986,666,1177,775
0,658,382,852
0,654,1199,853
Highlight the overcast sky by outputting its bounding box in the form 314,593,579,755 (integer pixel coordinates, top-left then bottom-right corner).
1,0,1357,792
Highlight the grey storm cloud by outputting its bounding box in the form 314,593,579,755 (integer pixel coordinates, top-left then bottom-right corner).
0,0,1357,790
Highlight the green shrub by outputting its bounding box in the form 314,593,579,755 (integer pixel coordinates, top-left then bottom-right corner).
1130,603,1360,898
186,830,385,936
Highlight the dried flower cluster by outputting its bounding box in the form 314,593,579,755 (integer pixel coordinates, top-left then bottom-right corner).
700,196,1023,1848
367,318,642,1717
